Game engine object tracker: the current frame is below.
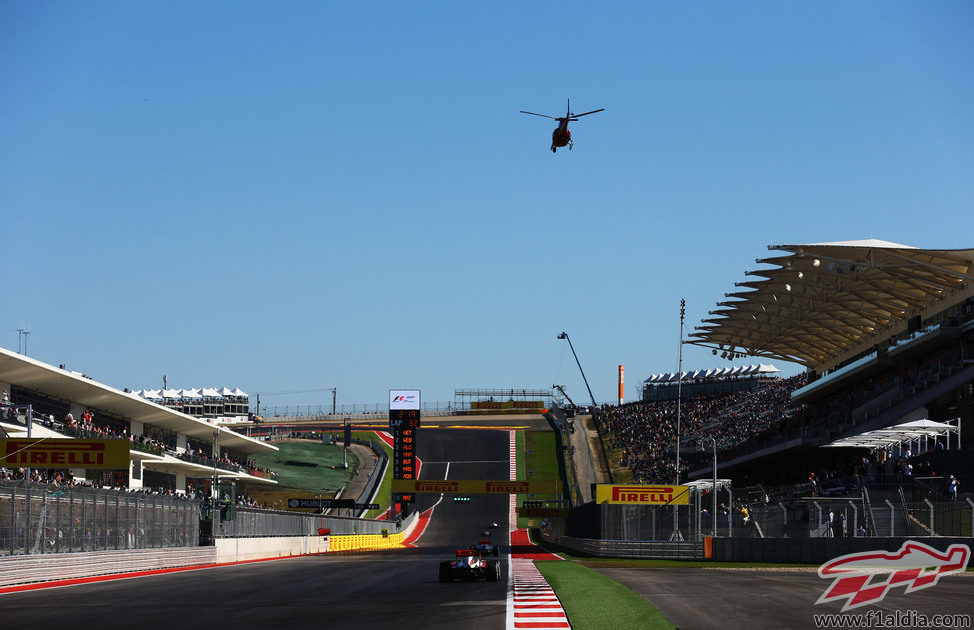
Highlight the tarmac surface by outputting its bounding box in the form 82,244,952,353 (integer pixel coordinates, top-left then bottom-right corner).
0,428,513,630
592,566,973,630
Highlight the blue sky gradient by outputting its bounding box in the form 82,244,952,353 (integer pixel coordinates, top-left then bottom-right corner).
2,3,972,409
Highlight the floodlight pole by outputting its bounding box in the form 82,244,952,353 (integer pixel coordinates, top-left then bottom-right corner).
675,299,685,485
25,404,33,484
710,436,717,538
557,332,597,409
671,299,686,541
212,430,219,542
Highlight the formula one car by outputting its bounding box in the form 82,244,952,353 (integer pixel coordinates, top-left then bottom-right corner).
475,538,500,557
439,548,501,582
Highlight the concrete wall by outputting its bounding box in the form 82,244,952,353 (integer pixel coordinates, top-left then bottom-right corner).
0,547,218,588
216,535,328,563
215,510,420,563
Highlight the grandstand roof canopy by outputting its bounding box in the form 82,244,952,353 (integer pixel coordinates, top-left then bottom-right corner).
688,240,974,369
824,419,959,449
0,347,271,453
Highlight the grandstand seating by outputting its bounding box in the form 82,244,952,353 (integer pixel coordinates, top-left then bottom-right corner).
599,374,806,483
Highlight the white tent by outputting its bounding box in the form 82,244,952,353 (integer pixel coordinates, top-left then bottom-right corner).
162,388,182,399
825,419,960,450
231,388,248,397
180,388,202,399
685,479,732,491
201,387,221,398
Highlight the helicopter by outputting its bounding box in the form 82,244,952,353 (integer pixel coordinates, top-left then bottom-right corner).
520,99,604,152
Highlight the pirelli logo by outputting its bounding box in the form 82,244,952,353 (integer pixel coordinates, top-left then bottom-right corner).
413,481,459,493
595,484,690,505
391,479,561,495
0,439,131,470
485,481,529,494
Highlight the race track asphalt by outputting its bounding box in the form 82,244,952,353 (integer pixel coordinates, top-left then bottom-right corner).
0,428,513,630
592,566,973,630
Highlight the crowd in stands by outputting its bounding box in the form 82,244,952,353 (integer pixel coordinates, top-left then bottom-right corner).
50,410,277,480
0,466,197,499
3,397,277,482
599,374,806,483
184,483,267,508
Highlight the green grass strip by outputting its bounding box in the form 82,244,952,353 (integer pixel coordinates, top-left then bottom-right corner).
352,431,394,519
516,430,563,528
534,560,675,630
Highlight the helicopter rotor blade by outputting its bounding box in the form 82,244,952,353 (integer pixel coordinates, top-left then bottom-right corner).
573,108,605,118
520,111,558,119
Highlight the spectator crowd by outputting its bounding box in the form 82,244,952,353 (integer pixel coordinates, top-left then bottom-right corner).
599,375,806,483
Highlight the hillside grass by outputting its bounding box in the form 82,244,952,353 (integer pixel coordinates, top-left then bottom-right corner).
354,431,394,518
243,440,358,509
516,430,564,528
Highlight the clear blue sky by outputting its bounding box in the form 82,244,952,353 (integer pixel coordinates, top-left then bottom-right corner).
2,2,972,410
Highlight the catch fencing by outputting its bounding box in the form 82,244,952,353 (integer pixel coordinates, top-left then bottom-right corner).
215,507,401,538
564,485,907,541
541,530,703,559
0,480,199,556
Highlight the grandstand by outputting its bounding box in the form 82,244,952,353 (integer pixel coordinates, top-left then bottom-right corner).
602,240,974,500
131,387,251,423
0,346,277,494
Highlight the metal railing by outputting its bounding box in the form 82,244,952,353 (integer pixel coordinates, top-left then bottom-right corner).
903,498,974,537
541,530,703,559
256,401,468,419
354,439,388,517
0,480,199,556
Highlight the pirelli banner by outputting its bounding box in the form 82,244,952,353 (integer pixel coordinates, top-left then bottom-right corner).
595,484,690,505
391,479,561,495
0,439,131,469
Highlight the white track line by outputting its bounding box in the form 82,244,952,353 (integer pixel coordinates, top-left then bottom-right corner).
506,429,571,629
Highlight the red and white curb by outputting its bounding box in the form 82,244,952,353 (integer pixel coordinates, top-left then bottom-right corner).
507,429,570,629
510,559,570,628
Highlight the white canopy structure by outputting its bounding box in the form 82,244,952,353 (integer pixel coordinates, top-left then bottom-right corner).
825,418,961,450
139,387,247,401
643,364,780,384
